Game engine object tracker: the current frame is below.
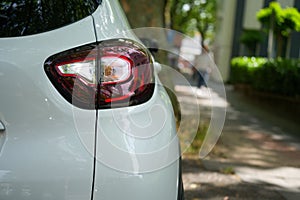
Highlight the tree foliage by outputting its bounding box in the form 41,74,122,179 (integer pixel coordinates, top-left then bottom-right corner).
240,29,264,56
170,0,217,47
256,2,300,57
257,2,300,37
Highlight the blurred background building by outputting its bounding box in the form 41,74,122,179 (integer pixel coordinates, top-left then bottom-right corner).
214,0,300,82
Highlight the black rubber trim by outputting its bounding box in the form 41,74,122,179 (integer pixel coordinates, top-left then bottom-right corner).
178,157,185,200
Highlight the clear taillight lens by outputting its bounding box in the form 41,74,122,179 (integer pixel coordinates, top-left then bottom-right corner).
44,39,154,109
101,56,131,83
57,59,97,84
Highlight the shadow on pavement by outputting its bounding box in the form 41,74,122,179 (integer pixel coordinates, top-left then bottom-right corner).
174,74,300,200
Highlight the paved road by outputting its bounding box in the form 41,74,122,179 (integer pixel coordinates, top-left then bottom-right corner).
172,74,300,200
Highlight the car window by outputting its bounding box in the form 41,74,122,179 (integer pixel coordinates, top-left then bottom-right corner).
0,0,101,37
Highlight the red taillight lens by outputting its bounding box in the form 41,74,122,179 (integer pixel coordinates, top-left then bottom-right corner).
44,39,154,109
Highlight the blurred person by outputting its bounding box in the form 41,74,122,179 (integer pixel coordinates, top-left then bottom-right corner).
194,46,213,88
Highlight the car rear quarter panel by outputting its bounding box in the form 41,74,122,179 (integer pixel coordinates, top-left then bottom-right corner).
0,16,96,200
91,1,181,199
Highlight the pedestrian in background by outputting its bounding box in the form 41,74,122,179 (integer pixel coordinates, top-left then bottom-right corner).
194,46,213,89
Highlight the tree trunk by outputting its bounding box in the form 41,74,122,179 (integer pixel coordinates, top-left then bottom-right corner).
199,30,206,51
285,35,291,58
268,11,275,58
120,0,166,28
119,0,168,62
276,33,283,57
120,0,181,125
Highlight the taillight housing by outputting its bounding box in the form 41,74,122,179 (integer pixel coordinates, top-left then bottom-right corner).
44,39,154,109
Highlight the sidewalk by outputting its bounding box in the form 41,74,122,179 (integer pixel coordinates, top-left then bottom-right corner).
174,77,300,200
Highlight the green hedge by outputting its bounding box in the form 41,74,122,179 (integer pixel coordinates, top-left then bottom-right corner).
230,57,300,96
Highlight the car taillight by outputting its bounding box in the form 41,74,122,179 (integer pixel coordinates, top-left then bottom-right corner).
44,39,154,109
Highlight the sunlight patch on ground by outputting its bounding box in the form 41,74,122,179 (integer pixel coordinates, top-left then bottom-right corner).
175,85,228,108
183,171,241,190
235,166,300,192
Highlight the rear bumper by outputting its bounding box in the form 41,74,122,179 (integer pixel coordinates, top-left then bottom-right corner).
94,159,180,200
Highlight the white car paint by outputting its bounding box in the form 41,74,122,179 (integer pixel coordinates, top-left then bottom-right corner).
0,0,181,199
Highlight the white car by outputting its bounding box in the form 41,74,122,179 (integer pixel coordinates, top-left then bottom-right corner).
0,0,183,199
